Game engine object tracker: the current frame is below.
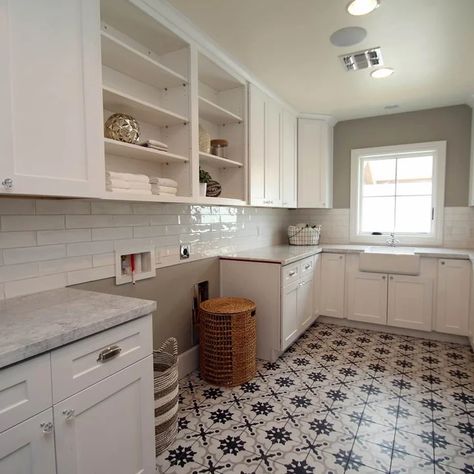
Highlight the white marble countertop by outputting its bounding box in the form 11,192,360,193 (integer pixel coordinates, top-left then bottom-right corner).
0,288,156,369
220,244,474,265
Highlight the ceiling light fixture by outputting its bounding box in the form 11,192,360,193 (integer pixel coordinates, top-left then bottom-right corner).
347,0,380,16
330,27,367,47
371,67,394,78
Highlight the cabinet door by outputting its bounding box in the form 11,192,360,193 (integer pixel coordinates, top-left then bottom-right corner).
320,254,345,318
347,272,388,325
0,0,104,197
281,109,297,208
313,254,322,317
249,84,266,206
264,99,281,206
297,118,333,208
281,281,299,351
0,409,56,474
436,259,471,335
54,356,154,474
298,275,314,329
388,275,433,331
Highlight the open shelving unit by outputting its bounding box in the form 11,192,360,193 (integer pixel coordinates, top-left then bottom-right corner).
100,0,192,201
198,53,247,202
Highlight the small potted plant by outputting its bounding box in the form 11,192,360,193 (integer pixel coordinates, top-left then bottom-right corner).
199,167,212,197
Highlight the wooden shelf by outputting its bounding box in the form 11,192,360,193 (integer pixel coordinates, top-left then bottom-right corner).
199,151,242,169
101,31,188,89
198,96,242,124
103,86,189,127
104,138,188,164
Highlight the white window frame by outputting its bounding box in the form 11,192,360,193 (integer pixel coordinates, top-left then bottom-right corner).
350,141,446,246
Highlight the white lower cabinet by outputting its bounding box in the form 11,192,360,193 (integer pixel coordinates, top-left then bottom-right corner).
347,271,388,325
387,274,433,331
0,315,155,474
0,409,56,474
54,356,154,474
320,253,345,318
435,259,471,335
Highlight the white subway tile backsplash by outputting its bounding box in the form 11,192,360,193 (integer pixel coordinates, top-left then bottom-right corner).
67,265,115,286
36,199,91,215
67,240,114,257
0,231,36,249
91,200,133,215
0,199,35,215
92,253,115,267
4,273,67,298
66,215,115,229
4,245,66,264
1,215,64,231
0,263,39,283
91,227,133,241
38,256,92,275
37,229,91,245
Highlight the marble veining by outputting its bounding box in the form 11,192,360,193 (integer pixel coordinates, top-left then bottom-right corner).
0,288,156,369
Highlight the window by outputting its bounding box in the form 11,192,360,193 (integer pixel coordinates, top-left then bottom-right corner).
350,141,446,245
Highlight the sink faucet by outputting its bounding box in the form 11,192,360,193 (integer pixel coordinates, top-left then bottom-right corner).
386,233,400,247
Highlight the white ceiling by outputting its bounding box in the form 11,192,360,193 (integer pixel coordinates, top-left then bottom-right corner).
169,0,474,120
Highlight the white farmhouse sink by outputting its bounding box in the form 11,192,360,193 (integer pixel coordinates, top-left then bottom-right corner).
359,247,420,275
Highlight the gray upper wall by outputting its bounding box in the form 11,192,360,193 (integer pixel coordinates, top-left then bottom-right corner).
333,105,472,208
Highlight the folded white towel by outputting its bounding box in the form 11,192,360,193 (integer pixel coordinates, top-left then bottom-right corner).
149,177,178,187
106,187,153,195
127,182,152,191
151,185,177,194
105,178,130,189
106,171,150,183
151,188,177,196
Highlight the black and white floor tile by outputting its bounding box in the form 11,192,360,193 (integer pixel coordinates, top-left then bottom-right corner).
156,323,474,473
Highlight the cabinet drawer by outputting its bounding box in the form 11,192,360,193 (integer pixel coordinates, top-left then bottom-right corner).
51,314,152,403
299,256,315,276
0,354,52,433
281,262,300,286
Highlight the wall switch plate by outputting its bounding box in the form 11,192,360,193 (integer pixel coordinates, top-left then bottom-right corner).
180,244,190,259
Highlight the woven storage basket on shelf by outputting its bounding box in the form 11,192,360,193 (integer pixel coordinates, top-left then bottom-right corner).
199,297,256,387
153,337,179,455
288,224,321,246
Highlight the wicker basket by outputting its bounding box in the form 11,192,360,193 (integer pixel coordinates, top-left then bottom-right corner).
153,337,179,455
288,224,321,246
199,297,256,387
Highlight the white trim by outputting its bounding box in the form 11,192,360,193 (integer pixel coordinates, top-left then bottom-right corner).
177,344,199,378
349,141,446,246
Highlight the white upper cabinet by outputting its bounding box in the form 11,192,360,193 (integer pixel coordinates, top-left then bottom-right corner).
435,259,471,335
297,118,333,208
281,110,297,208
249,84,297,207
0,0,104,197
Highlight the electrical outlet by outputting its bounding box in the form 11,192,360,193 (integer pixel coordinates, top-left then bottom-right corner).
180,243,190,259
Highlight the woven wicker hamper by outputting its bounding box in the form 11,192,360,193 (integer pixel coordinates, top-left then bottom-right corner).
199,297,256,387
153,338,179,455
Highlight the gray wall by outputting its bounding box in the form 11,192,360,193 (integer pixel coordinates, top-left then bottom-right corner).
74,257,220,354
333,105,472,208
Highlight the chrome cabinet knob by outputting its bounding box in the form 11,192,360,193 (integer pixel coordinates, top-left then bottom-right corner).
1,178,13,190
62,409,75,421
40,421,54,434
382,275,386,280
440,261,445,265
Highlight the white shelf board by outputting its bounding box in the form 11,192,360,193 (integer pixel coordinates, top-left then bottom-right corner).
199,151,242,169
101,31,187,89
104,138,189,164
103,86,189,127
198,96,242,124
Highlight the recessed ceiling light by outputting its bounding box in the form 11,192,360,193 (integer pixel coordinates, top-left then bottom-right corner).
330,27,367,47
347,0,380,16
371,67,394,78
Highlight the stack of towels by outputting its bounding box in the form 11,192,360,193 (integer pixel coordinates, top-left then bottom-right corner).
149,177,178,196
140,139,168,152
106,171,152,195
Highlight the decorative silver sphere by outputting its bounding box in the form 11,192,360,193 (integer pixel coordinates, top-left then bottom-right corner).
104,113,140,144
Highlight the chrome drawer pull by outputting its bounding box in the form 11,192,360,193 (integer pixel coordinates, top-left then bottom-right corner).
97,344,122,362
62,409,75,421
288,271,296,277
304,264,311,270
40,421,54,434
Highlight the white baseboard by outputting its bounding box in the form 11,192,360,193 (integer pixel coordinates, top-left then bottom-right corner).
178,345,199,379
318,316,470,346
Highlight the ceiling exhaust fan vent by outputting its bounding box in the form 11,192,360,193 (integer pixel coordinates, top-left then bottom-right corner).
340,47,383,71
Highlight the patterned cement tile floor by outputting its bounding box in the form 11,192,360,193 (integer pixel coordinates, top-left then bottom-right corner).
156,323,474,474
